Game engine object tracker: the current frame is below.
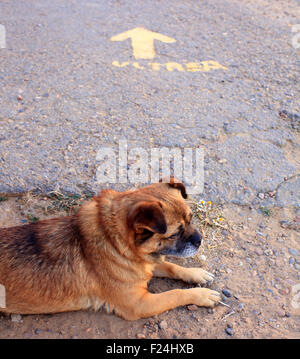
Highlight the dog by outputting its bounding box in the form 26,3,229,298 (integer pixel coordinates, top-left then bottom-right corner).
0,179,221,320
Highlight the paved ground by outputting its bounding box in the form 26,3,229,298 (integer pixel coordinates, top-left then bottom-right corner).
0,0,299,207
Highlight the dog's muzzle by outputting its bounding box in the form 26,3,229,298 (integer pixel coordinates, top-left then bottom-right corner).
159,229,202,258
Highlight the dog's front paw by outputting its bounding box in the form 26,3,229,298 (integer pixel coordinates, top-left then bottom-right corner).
185,267,215,285
191,288,221,308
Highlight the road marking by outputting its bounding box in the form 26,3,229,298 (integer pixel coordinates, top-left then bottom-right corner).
132,62,145,69
110,27,176,59
148,62,162,71
186,61,227,72
112,60,130,67
166,62,185,72
111,27,227,73
112,60,227,72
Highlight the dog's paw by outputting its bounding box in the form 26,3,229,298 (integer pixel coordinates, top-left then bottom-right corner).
192,288,221,308
185,267,215,285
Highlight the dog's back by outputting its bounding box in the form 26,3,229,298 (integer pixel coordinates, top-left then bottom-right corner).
0,216,91,314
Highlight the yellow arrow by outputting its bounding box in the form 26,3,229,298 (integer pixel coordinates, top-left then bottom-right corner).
110,27,176,59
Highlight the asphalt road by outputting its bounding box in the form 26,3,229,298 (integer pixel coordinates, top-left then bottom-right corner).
0,0,299,207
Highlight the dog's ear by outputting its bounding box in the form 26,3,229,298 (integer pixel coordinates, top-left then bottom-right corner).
127,201,167,234
159,176,187,199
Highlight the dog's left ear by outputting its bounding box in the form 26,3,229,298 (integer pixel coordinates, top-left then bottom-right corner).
127,201,167,234
159,176,187,199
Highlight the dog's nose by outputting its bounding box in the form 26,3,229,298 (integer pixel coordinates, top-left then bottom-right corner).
190,230,202,247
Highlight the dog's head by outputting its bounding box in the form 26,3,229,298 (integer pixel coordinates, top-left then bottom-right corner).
126,179,202,258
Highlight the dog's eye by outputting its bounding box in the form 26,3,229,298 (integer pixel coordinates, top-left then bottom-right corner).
169,233,178,239
169,225,184,239
136,229,154,243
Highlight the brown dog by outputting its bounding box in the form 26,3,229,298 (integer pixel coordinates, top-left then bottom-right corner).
0,180,221,320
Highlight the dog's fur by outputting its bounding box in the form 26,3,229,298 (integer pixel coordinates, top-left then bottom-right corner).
0,180,220,320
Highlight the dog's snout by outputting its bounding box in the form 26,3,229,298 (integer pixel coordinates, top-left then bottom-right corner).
189,230,202,247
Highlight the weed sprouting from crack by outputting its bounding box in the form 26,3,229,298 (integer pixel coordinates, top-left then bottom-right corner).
44,191,94,214
259,206,271,217
26,213,40,223
15,190,95,222
187,198,230,261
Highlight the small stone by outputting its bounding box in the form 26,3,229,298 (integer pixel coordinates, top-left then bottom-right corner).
264,249,273,256
237,303,244,312
207,308,214,314
280,220,292,229
276,310,286,318
256,231,265,237
159,320,168,330
17,95,23,101
221,229,228,237
11,314,22,323
199,254,206,262
190,313,198,321
279,288,289,295
255,248,264,256
187,305,198,311
268,258,275,266
289,258,296,265
136,333,146,339
294,263,300,270
222,289,232,298
34,329,42,334
288,248,299,257
225,327,234,336
258,193,265,200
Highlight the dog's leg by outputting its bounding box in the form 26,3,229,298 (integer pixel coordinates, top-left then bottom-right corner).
154,261,215,285
118,287,221,320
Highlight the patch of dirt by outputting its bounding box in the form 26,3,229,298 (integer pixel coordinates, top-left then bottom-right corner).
0,194,299,338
